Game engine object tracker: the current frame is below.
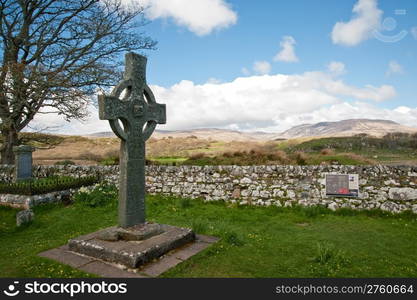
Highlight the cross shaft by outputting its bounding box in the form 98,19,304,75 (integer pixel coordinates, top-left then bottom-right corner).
98,52,166,228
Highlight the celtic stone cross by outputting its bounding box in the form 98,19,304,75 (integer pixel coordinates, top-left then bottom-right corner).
98,52,166,228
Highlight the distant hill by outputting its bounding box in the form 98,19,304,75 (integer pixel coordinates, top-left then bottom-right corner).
88,128,277,141
276,119,417,139
88,119,417,141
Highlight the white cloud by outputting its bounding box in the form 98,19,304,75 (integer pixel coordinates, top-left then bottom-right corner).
241,67,250,76
331,0,382,46
253,61,271,75
327,61,346,76
129,0,237,36
386,60,404,76
206,77,222,84
30,69,409,135
273,36,299,62
274,102,417,134
411,27,417,40
292,71,395,102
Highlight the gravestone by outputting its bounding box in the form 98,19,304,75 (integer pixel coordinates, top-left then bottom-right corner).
16,209,34,226
13,145,35,181
325,174,359,197
67,52,196,270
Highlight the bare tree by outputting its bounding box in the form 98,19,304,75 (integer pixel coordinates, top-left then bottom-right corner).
0,0,156,163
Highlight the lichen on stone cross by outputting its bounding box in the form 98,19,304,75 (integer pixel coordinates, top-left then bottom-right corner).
98,52,166,228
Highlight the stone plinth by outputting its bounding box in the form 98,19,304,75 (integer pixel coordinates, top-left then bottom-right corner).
68,223,195,268
39,234,218,278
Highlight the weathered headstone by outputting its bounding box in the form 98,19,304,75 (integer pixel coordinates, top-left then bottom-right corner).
98,52,166,228
13,145,35,182
67,52,196,270
325,174,359,197
16,209,34,226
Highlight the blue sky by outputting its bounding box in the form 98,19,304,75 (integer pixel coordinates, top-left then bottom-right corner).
35,0,417,134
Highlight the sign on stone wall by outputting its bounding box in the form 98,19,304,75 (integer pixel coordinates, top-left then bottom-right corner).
325,174,359,197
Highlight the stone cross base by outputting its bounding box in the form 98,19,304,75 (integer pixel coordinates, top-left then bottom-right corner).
67,224,195,269
39,233,218,278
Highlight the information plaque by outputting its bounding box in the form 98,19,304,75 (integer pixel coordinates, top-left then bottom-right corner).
325,174,359,197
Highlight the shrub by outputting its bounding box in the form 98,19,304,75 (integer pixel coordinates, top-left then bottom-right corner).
293,151,307,165
146,159,160,165
310,242,351,276
73,183,117,207
0,176,99,195
99,149,119,165
268,150,289,163
223,151,233,158
54,160,75,166
233,151,243,157
100,157,118,166
312,242,350,265
190,219,208,233
190,152,205,160
320,148,334,155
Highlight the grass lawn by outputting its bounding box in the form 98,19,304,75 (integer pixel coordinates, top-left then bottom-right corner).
0,191,416,278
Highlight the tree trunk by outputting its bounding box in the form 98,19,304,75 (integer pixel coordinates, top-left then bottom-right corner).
1,128,18,164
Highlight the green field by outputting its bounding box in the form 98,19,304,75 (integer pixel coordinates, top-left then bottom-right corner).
1,186,416,278
181,133,417,166
5,132,416,166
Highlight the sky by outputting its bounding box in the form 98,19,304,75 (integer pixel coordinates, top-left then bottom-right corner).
32,0,417,134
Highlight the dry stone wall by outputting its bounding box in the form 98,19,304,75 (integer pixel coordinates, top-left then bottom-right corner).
0,164,416,213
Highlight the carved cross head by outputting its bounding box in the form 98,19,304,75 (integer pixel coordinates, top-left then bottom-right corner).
98,52,166,142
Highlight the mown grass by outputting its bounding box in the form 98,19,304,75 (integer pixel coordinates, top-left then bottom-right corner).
0,191,416,278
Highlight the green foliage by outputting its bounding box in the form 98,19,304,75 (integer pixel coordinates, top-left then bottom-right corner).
0,176,99,195
293,151,307,165
54,160,75,166
150,156,188,165
73,183,117,208
301,205,330,218
307,153,373,165
310,242,351,277
313,242,346,264
190,219,208,233
183,149,289,166
290,133,417,153
224,231,245,246
98,149,119,165
178,197,192,209
99,157,119,166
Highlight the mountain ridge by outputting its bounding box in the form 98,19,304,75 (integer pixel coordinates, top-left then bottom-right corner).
88,119,417,141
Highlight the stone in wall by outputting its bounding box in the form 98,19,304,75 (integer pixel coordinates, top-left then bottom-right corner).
388,187,417,201
1,164,417,214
